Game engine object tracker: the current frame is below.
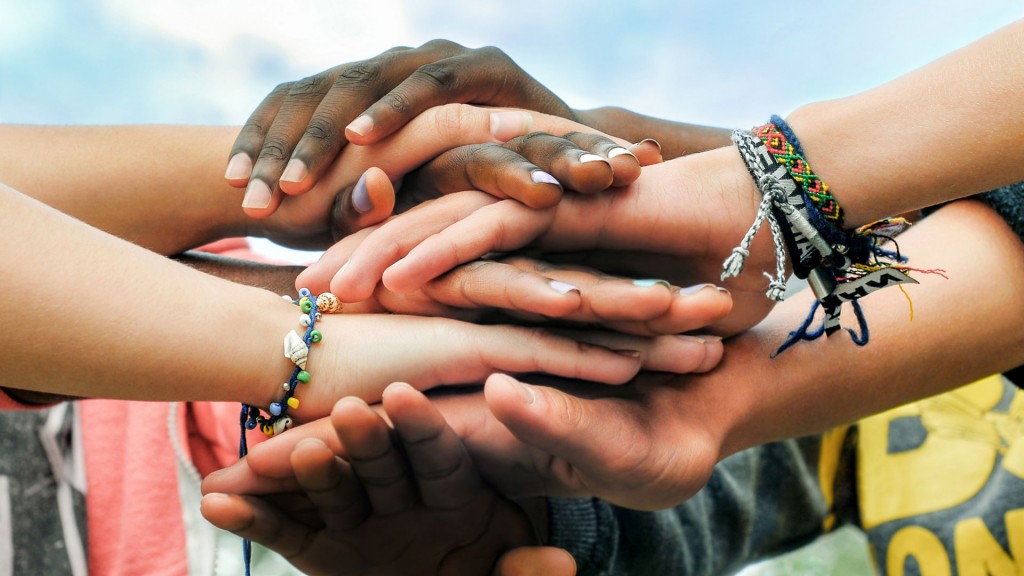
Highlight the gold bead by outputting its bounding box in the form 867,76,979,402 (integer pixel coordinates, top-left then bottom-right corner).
287,397,300,409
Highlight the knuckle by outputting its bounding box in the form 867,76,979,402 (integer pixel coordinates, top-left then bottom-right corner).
476,45,512,65
257,138,290,162
337,62,381,86
421,38,463,53
381,89,413,115
414,62,458,91
303,116,336,142
288,74,330,98
432,103,473,136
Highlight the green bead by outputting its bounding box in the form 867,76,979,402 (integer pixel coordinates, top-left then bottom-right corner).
310,330,322,343
300,301,313,313
296,370,311,383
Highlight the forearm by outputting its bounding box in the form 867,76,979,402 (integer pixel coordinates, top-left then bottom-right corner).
786,19,1024,227
574,107,733,159
0,182,292,405
0,125,248,254
710,199,1024,457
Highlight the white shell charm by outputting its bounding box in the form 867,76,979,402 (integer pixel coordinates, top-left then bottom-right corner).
283,330,309,369
273,416,293,435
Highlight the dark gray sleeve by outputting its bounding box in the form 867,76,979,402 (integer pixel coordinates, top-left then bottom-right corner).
978,183,1024,244
547,437,832,575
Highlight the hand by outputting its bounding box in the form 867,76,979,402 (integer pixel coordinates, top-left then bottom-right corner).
202,383,548,576
240,104,652,250
319,146,776,335
225,40,581,199
284,312,723,423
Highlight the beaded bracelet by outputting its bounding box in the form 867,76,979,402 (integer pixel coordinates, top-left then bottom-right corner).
239,289,343,451
722,117,935,356
237,288,342,575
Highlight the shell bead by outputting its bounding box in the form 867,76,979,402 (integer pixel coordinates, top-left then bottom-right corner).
273,417,293,435
300,315,312,327
316,292,342,313
284,330,309,369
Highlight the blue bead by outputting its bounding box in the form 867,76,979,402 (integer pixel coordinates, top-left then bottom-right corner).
269,402,283,416
298,288,311,298
245,418,258,430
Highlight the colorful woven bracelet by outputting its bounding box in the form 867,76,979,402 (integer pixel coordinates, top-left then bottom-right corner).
722,120,929,356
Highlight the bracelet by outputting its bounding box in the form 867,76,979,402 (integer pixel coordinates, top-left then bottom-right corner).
722,118,935,356
239,289,342,451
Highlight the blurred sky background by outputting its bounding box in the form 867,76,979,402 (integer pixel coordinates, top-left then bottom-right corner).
2,1,1020,129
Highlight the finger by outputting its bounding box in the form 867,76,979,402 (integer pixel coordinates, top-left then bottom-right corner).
297,226,377,295
419,259,583,318
382,199,552,294
202,417,343,496
382,382,482,510
291,438,371,531
248,73,335,206
628,139,663,166
552,331,724,374
331,396,416,516
200,492,318,561
227,82,290,187
329,167,398,240
544,131,637,189
491,547,577,576
482,374,650,494
331,191,501,300
409,143,564,209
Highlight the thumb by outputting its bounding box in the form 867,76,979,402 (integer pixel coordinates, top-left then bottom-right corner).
483,373,631,478
492,546,576,576
330,167,396,240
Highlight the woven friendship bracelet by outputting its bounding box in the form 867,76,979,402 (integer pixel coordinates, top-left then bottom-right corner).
723,120,928,356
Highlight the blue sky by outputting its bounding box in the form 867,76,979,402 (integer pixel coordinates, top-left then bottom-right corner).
2,1,1020,129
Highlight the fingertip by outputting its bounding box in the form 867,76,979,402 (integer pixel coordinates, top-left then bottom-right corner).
225,153,253,186
522,171,563,208
279,158,312,195
241,178,277,216
345,114,375,143
694,336,724,373
627,139,663,166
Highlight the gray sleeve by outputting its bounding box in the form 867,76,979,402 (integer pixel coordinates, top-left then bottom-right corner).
978,183,1024,244
547,437,831,576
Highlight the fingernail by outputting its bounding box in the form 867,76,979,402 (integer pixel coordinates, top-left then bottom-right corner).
633,279,671,289
675,334,707,344
717,286,731,296
281,158,308,184
346,114,374,137
678,283,716,295
224,153,252,180
548,280,579,294
613,349,641,358
634,138,662,152
241,179,272,209
352,171,373,214
579,153,609,165
490,111,533,141
608,147,636,160
531,170,561,188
